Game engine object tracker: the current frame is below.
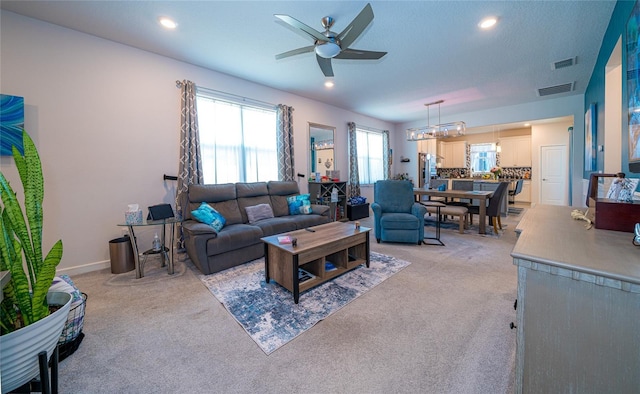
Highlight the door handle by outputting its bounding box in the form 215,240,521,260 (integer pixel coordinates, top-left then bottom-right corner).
542,178,547,181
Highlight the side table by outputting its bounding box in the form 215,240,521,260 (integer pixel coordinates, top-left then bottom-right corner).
117,218,181,278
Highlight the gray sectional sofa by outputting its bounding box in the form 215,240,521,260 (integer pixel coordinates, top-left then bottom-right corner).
182,181,330,275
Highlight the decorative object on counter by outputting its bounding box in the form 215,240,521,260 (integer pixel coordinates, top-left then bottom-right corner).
490,166,503,179
571,209,593,229
406,99,466,140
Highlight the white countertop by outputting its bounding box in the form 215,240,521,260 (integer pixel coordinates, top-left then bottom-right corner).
512,204,640,285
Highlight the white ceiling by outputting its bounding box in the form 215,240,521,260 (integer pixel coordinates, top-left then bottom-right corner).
1,1,616,126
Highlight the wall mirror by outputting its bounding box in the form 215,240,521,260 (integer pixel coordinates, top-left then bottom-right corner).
309,122,335,175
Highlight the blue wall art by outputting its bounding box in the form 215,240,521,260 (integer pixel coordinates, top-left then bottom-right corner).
1,94,25,155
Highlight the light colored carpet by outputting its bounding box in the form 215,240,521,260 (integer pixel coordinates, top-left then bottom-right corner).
55,204,527,393
199,252,411,354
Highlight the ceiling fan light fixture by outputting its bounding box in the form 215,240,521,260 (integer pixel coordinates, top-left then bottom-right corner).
315,42,341,58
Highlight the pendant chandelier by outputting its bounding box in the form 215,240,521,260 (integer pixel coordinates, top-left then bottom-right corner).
406,99,466,141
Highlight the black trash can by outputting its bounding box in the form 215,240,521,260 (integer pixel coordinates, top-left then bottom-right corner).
109,235,135,274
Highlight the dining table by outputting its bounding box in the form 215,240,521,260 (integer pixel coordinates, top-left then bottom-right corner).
413,188,495,234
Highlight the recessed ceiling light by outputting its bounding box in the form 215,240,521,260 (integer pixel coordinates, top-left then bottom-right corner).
479,17,498,29
159,17,177,29
324,80,334,88
524,123,531,127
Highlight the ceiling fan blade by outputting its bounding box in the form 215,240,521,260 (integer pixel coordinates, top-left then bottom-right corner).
316,55,334,77
335,48,387,60
337,3,374,49
274,14,328,43
275,45,315,60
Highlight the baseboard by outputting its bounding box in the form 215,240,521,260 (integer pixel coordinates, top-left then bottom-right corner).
57,260,110,276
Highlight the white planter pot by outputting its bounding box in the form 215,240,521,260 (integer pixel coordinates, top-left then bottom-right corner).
0,291,72,393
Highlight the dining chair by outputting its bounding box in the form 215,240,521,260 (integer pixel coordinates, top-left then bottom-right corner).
467,181,510,234
508,179,524,204
449,179,474,207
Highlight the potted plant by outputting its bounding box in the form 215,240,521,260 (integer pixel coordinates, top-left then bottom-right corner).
0,130,72,393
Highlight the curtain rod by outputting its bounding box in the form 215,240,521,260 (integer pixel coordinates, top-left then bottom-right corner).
356,124,387,133
176,80,277,109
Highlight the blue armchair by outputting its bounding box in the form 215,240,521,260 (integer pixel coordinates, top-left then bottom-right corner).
371,180,427,245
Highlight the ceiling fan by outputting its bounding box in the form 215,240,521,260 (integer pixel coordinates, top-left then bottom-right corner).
274,3,387,77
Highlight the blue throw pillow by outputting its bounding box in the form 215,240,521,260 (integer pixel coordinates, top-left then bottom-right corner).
437,184,446,191
286,194,311,215
191,202,226,232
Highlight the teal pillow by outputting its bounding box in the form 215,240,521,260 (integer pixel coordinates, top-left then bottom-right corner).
191,202,226,232
286,194,311,215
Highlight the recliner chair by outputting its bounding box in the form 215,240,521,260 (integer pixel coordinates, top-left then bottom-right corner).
371,180,427,244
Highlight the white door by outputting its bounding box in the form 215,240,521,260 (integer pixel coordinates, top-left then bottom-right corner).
540,145,568,205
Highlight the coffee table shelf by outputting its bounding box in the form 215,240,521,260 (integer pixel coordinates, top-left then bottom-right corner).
262,222,370,303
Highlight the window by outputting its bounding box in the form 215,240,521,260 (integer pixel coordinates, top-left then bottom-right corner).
470,143,497,174
356,127,387,184
197,93,277,184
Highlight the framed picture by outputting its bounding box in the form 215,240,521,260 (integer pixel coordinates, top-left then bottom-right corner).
0,94,25,156
627,0,640,169
584,103,596,171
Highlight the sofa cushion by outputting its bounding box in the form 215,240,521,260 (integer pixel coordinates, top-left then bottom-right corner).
287,194,311,215
268,181,301,216
187,183,243,224
206,223,263,256
191,202,226,232
380,213,420,230
251,217,299,237
245,203,275,224
235,182,272,223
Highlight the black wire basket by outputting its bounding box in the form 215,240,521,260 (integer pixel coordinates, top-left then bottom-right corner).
57,292,87,361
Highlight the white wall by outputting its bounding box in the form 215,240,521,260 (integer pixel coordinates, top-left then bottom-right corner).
0,11,393,274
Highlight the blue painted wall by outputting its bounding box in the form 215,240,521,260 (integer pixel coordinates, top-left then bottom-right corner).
584,0,637,178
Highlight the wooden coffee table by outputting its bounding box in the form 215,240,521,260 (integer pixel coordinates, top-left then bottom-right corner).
261,221,371,304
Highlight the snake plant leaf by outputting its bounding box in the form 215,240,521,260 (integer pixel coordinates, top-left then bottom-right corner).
12,134,44,279
30,240,62,321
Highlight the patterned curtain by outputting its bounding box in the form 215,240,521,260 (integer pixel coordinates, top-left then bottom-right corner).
176,80,203,248
382,130,391,180
347,122,361,198
277,104,295,181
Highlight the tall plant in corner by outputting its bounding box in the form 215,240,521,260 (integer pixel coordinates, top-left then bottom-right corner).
0,130,63,335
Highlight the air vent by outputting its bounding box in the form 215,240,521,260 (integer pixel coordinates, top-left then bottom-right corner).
552,57,577,70
537,82,575,97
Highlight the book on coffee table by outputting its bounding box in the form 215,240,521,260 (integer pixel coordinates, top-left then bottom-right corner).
325,261,337,272
298,268,315,283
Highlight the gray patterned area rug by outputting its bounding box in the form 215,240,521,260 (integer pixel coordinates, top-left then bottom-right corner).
199,252,410,355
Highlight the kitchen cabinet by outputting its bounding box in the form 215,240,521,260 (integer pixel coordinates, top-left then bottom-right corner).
417,138,437,157
439,141,467,168
499,136,531,167
515,180,531,202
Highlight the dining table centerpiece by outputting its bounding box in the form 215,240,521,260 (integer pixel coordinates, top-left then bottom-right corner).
490,166,503,179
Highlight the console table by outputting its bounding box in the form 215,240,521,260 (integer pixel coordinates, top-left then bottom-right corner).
117,218,180,278
309,181,347,221
511,204,640,393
